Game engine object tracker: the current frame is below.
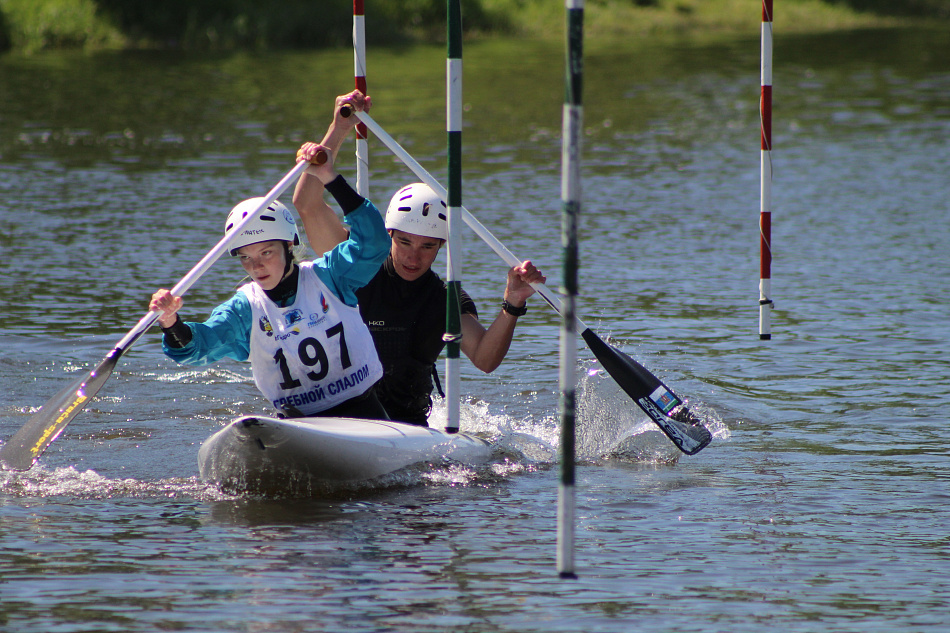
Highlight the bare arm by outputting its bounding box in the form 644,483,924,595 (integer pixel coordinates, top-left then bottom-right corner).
293,90,371,255
459,260,546,373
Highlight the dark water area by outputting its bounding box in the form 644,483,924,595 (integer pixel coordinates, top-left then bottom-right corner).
1,26,949,632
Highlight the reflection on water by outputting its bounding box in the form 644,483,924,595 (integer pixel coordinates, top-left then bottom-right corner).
1,26,950,633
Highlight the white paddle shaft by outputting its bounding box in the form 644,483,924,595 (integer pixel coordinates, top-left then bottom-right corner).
115,159,311,351
352,110,587,333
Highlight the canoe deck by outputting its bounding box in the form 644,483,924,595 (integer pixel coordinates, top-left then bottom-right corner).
198,415,493,495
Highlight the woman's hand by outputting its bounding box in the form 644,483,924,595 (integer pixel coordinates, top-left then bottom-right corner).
296,142,337,184
150,289,184,328
334,89,371,124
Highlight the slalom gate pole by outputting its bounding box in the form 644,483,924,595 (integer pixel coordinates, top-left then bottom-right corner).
557,0,583,580
353,0,369,197
759,0,774,339
444,0,464,433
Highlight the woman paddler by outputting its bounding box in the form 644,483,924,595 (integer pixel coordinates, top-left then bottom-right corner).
149,93,392,420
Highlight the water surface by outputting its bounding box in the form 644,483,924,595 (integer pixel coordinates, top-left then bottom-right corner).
1,27,949,632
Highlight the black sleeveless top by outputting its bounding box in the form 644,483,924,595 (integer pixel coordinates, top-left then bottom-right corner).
356,257,477,425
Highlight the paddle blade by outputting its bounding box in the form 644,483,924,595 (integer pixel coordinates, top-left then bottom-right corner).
581,329,712,455
0,349,121,471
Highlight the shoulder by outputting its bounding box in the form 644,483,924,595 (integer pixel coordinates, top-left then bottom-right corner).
435,274,477,317
208,291,254,327
215,290,252,313
458,286,478,316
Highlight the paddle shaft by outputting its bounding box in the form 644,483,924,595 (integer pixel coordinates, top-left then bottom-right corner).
0,155,319,470
350,110,582,331
122,159,315,347
352,109,711,456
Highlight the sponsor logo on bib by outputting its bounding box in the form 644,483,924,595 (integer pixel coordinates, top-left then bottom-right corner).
284,309,304,327
259,316,274,337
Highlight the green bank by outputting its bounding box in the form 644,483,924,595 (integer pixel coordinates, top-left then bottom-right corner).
0,0,947,53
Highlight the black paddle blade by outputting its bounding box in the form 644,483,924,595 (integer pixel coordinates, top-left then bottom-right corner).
581,329,712,455
0,349,121,471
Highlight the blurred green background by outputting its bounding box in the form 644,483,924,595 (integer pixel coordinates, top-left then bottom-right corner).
0,0,947,54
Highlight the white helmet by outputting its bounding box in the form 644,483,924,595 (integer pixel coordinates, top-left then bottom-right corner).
385,183,447,241
224,197,299,256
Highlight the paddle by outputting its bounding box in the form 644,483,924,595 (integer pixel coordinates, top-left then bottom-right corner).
350,109,712,455
0,153,325,471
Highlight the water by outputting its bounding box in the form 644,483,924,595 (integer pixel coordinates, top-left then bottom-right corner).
2,26,950,632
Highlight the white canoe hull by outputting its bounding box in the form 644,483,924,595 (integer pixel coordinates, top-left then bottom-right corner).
198,415,493,494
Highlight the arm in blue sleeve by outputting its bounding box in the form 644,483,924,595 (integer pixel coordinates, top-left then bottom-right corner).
316,198,391,306
163,292,253,365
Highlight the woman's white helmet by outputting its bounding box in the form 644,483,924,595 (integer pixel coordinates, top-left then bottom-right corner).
224,197,299,256
385,183,448,241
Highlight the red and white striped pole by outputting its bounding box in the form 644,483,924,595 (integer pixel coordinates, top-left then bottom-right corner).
759,0,773,340
353,0,369,197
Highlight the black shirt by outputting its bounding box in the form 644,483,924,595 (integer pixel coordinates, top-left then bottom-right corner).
356,257,477,424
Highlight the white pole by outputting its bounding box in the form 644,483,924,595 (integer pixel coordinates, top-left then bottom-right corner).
444,0,463,433
353,0,369,197
759,0,774,339
557,0,584,580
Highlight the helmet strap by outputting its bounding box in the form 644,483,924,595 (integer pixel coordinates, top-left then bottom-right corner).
282,242,296,278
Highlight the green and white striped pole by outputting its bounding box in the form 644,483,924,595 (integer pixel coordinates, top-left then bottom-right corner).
558,0,583,579
444,0,463,433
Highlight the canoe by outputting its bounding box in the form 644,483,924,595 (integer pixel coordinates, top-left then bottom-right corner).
197,415,493,495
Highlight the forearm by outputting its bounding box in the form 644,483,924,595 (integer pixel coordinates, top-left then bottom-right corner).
294,176,347,255
293,117,359,254
325,174,366,215
161,315,193,348
315,192,390,305
162,295,252,365
461,312,519,374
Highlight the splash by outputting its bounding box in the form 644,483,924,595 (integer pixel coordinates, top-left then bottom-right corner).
576,352,728,464
429,397,559,466
0,463,235,501
150,367,251,385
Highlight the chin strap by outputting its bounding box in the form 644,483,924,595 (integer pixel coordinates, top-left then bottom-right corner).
283,242,296,277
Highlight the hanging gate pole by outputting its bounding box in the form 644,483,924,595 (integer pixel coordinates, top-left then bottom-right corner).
444,0,464,433
353,0,369,197
557,0,584,580
759,0,774,339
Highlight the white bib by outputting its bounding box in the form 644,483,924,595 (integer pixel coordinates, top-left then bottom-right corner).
242,262,383,415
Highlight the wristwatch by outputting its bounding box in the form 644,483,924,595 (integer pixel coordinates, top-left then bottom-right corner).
501,299,527,317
